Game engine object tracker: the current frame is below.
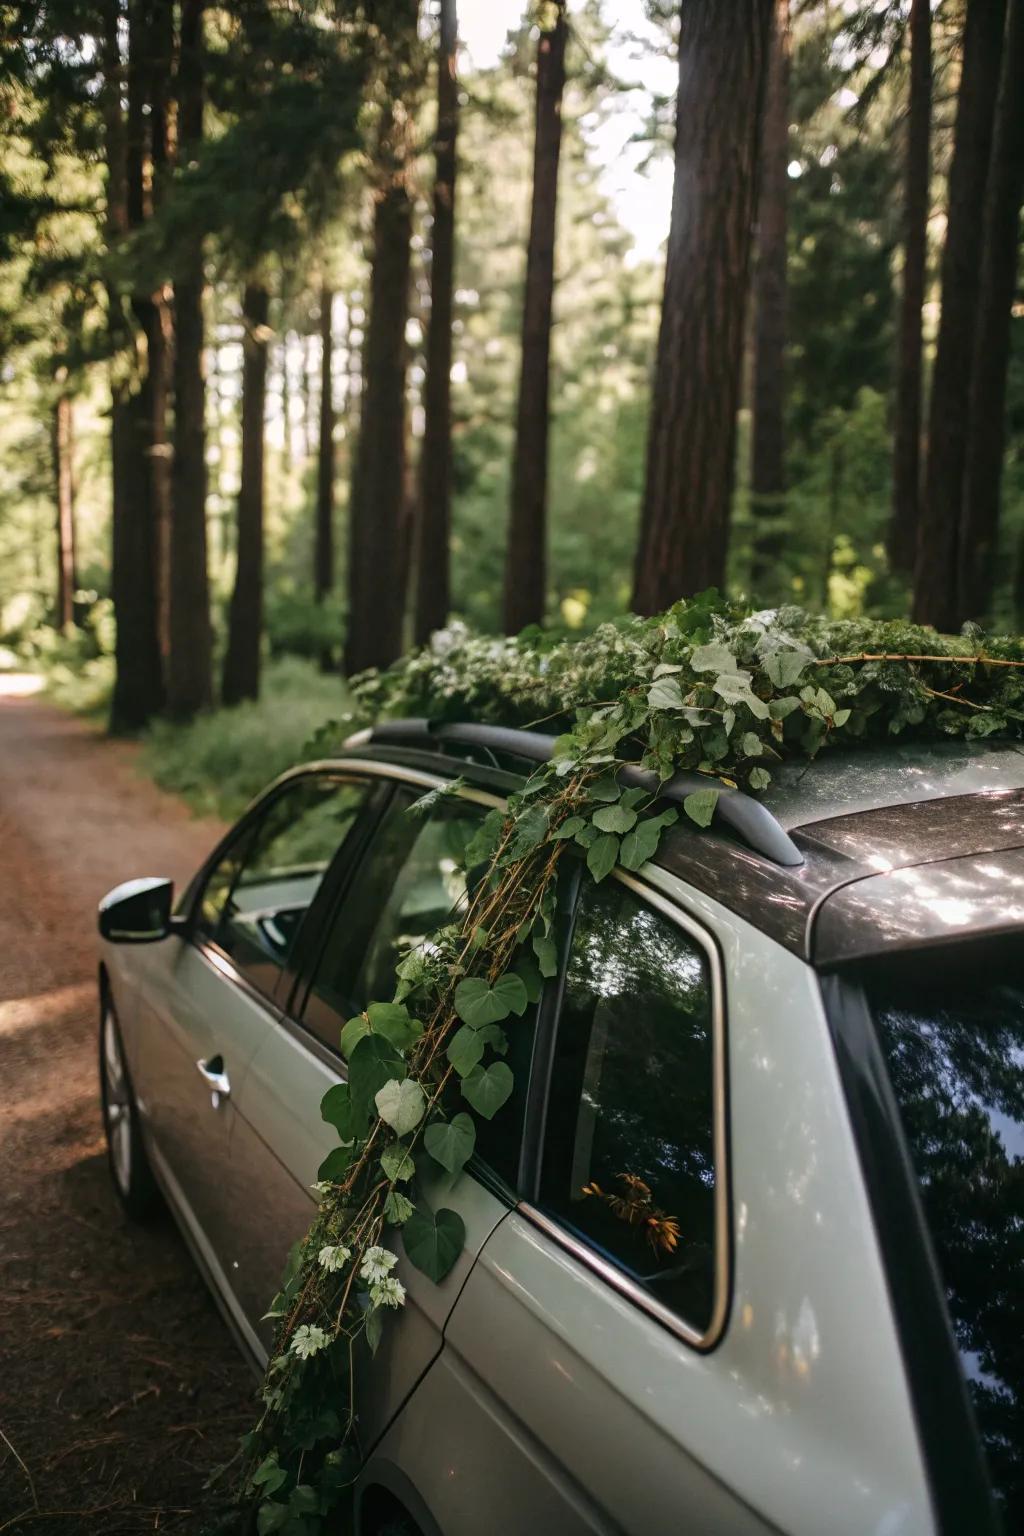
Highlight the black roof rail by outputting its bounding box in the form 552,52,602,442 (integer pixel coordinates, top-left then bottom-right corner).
348,719,804,868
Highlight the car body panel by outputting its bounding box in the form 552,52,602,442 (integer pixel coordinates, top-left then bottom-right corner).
231,1012,513,1450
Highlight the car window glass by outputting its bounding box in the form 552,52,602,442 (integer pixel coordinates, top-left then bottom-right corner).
539,879,718,1335
303,791,483,1032
198,776,370,1000
865,942,1024,1529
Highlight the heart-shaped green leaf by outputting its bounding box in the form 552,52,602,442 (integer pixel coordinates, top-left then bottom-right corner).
320,1082,365,1141
551,815,585,840
513,955,543,1002
424,1112,476,1175
317,1144,356,1183
619,817,664,871
339,1014,370,1060
461,1060,514,1120
454,972,528,1027
380,1143,415,1182
447,1023,485,1077
366,1001,423,1052
647,676,684,710
683,788,720,828
348,1034,406,1122
402,1203,466,1282
384,1189,414,1225
374,1077,426,1137
531,930,558,978
586,831,619,883
592,802,637,834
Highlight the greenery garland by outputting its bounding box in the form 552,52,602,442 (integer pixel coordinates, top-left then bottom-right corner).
234,595,1024,1533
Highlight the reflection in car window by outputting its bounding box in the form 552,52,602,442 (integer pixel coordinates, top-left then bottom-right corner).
540,881,717,1334
303,793,483,1034
867,944,1024,1529
199,776,369,999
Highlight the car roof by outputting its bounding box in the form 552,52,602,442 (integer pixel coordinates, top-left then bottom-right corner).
317,726,1024,969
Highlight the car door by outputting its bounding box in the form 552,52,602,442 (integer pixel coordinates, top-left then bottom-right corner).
377,866,932,1536
227,768,531,1450
130,772,375,1339
370,869,763,1535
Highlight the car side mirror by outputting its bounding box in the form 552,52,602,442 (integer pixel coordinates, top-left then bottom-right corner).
98,877,175,943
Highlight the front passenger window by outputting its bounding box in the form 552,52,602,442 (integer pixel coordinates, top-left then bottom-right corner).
197,775,370,1000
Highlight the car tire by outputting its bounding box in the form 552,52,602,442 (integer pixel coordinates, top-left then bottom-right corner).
99,997,161,1221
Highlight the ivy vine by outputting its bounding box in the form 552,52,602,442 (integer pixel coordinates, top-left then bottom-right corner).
231,596,1024,1533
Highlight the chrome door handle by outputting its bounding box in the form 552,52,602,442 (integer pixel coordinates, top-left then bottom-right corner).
196,1054,231,1106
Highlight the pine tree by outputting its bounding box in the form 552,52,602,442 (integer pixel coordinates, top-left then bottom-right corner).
52,387,77,630
749,0,791,601
315,281,336,664
913,0,1007,627
503,0,567,635
958,0,1024,623
414,0,459,646
344,0,423,676
223,281,271,704
167,0,214,717
633,0,774,615
889,0,931,575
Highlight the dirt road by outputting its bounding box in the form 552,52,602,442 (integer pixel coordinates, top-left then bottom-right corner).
0,683,254,1535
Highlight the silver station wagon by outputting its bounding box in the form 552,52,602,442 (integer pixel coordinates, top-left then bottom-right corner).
97,723,1024,1536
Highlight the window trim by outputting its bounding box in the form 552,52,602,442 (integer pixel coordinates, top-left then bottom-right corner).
518,870,731,1354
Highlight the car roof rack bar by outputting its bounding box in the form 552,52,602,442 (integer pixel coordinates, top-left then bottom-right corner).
349,719,803,868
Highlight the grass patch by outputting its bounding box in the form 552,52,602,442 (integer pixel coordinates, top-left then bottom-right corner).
140,656,349,820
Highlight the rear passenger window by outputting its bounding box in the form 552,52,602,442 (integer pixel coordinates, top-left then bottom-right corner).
302,791,484,1035
198,776,370,999
539,880,719,1336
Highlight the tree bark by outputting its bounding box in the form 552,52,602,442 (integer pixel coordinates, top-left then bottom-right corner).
344,0,422,678
889,0,932,576
749,0,791,600
414,0,459,645
913,0,1007,628
107,0,165,731
633,0,774,616
957,0,1024,624
223,282,270,705
502,1,567,635
315,284,336,668
52,391,77,630
167,0,213,716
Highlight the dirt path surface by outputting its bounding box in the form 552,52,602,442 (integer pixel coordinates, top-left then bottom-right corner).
0,684,254,1535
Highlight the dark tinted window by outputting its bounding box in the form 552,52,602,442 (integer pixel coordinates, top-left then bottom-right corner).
198,776,369,999
302,789,534,1190
303,792,483,1030
539,880,718,1334
866,943,1024,1528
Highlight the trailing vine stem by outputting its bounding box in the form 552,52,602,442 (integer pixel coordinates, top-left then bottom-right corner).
230,597,1024,1536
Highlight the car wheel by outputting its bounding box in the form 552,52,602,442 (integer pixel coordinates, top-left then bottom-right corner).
99,999,160,1220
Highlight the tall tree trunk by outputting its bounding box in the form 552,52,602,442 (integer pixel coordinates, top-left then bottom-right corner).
912,0,1006,628
149,0,174,665
52,390,77,630
414,0,459,645
107,0,165,731
315,284,336,668
957,0,1024,624
502,0,567,635
344,0,422,677
633,0,774,615
167,0,213,717
223,282,270,705
749,0,791,600
280,331,293,477
889,0,932,576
